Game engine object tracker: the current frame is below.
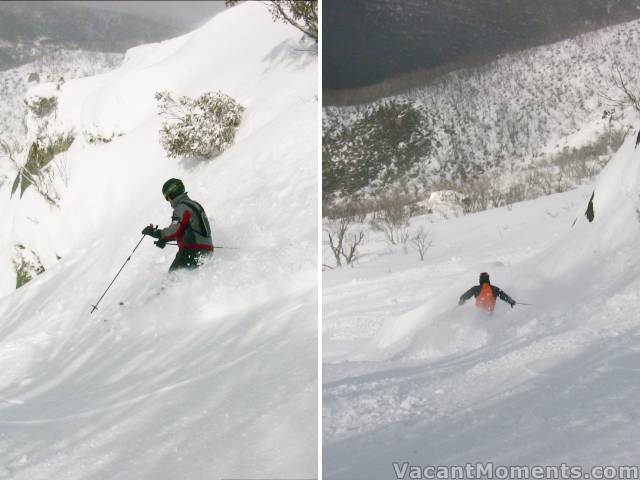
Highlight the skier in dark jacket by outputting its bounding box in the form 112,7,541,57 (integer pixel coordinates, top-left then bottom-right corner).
142,178,213,271
458,272,516,313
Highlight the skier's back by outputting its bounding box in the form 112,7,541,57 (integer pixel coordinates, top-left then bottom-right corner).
458,272,515,313
142,178,213,271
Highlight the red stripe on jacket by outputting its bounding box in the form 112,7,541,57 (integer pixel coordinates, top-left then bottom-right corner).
163,209,214,251
179,242,213,251
163,209,191,241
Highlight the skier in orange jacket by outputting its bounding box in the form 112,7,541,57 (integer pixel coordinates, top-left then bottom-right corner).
458,272,516,313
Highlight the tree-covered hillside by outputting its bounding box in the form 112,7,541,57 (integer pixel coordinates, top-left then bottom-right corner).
323,18,640,206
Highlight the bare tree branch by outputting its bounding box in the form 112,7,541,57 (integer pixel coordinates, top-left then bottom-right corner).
323,213,366,267
410,226,433,261
598,59,640,114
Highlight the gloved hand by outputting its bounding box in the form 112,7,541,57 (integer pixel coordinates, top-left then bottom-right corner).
510,301,516,308
142,224,160,238
154,239,167,249
458,298,465,306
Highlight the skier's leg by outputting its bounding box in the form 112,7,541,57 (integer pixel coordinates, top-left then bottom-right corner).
184,250,200,269
169,249,210,272
186,249,211,268
169,249,189,272
194,249,212,267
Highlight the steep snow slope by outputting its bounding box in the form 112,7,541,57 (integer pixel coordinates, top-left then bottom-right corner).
0,3,317,479
323,134,640,478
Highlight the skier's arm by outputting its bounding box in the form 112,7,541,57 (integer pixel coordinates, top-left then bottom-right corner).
494,287,516,306
160,205,191,241
459,286,478,305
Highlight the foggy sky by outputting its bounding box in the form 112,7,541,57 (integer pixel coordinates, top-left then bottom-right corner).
58,1,228,30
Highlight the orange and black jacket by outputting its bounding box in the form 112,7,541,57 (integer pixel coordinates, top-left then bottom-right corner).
459,283,515,306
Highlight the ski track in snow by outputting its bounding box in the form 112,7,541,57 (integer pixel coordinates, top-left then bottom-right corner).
323,137,640,478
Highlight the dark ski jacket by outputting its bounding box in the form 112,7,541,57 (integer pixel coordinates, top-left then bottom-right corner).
459,283,515,307
160,192,213,251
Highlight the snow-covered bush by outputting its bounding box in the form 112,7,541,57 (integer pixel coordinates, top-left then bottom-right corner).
13,244,45,289
156,90,245,160
25,94,57,117
24,83,61,125
83,130,122,144
25,132,74,172
421,190,466,219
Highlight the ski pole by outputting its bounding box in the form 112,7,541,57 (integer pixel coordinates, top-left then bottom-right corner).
516,302,533,306
90,235,146,314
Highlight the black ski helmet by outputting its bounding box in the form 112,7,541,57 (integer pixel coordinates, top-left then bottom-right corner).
479,272,490,284
162,178,185,201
